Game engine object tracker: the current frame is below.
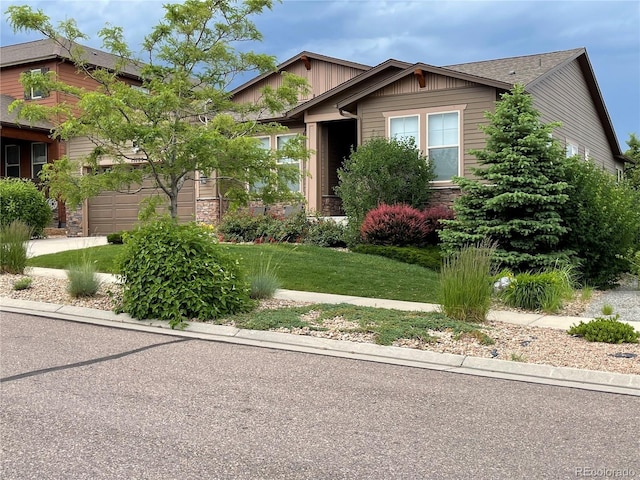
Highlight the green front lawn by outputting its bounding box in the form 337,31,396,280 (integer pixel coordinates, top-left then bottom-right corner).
27,243,441,303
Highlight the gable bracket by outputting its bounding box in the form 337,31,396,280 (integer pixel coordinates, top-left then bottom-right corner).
300,55,311,71
414,68,426,88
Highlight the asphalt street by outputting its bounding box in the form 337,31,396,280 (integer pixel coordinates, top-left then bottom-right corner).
1,313,639,479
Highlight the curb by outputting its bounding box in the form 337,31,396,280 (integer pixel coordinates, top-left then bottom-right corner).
2,298,638,397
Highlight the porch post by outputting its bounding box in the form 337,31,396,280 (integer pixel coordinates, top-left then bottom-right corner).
305,122,321,213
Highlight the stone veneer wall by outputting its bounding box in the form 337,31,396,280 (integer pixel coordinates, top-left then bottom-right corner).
428,187,461,208
66,206,84,237
196,198,228,225
321,196,343,216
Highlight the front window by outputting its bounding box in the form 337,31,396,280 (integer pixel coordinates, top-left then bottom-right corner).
427,112,460,182
26,68,46,100
566,141,579,158
31,142,47,179
5,145,20,177
250,136,271,193
389,115,419,145
277,134,300,193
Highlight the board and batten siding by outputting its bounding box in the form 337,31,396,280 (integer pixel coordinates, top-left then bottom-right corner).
358,84,497,177
529,59,616,172
233,59,366,106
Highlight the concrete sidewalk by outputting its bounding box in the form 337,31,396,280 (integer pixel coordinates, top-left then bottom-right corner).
27,236,108,258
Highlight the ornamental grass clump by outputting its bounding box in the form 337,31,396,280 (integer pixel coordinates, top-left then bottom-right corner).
66,253,102,298
0,220,32,274
500,265,575,313
439,242,496,322
249,251,281,300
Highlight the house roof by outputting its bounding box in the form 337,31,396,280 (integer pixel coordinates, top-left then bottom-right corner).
0,38,142,78
443,48,586,87
286,58,411,118
230,51,372,96
0,94,52,131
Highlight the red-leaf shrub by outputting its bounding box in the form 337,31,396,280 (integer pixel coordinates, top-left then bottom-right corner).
422,205,455,245
360,203,431,246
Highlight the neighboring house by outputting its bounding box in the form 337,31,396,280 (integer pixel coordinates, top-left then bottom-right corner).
0,42,626,234
231,47,626,216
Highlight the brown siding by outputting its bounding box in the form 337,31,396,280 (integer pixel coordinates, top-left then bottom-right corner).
372,72,475,97
359,85,496,176
529,59,616,172
233,58,366,107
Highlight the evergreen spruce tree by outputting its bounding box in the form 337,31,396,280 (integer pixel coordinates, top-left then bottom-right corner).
440,84,570,271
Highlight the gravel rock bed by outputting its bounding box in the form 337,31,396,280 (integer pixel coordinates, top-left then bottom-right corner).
1,273,638,375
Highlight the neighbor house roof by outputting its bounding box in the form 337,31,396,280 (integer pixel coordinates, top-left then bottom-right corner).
0,38,142,79
0,94,52,130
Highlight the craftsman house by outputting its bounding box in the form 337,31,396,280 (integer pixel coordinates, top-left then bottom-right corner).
228,47,626,216
1,41,626,235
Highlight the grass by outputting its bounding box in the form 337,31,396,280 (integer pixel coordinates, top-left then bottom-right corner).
28,243,441,303
218,303,493,346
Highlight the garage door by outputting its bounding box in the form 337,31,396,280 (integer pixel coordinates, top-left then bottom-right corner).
88,179,196,235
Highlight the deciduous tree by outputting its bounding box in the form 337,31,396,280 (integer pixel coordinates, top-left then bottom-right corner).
6,0,309,219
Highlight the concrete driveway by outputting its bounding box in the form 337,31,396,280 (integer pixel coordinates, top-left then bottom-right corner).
2,313,639,479
27,236,108,258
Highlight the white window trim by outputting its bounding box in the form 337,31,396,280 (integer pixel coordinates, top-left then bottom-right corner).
387,114,420,146
427,110,462,184
30,68,44,100
5,145,20,177
31,142,47,178
584,147,590,161
616,167,624,183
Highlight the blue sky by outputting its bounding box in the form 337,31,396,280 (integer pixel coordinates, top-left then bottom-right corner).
2,0,638,149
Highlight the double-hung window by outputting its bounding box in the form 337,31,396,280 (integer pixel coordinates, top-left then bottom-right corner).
276,134,301,193
385,106,463,183
31,142,47,179
389,115,419,145
5,145,20,177
427,112,460,182
566,141,579,158
24,68,49,100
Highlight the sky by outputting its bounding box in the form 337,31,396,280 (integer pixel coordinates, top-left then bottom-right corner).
1,0,638,149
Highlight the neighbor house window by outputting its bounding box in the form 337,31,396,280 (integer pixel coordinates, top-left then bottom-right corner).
389,115,419,145
5,145,20,177
616,167,624,183
584,148,590,161
249,136,271,193
427,111,460,182
276,134,300,193
31,142,47,178
566,141,579,158
24,68,49,100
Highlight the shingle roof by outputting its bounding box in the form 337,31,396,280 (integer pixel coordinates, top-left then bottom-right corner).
443,48,585,87
0,38,142,78
0,94,52,130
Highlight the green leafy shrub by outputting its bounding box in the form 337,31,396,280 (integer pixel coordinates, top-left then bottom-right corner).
304,218,346,248
0,178,52,238
118,219,252,327
568,315,639,344
217,210,309,243
360,203,431,247
439,242,496,322
560,156,640,287
13,277,33,291
106,232,124,244
335,136,435,233
0,220,32,274
66,260,101,298
500,267,574,313
351,244,442,271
